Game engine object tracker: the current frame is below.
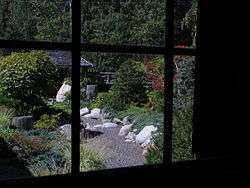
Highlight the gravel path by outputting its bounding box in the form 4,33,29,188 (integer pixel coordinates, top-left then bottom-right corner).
81,118,145,169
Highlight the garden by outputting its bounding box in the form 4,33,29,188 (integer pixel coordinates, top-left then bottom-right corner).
0,0,197,179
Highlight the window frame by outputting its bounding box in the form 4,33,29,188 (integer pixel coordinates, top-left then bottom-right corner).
0,0,200,181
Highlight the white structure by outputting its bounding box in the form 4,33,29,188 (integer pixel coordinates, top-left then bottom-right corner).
56,82,71,102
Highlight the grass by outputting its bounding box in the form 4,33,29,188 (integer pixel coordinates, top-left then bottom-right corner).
80,144,104,172
172,105,193,161
115,105,164,131
0,106,15,127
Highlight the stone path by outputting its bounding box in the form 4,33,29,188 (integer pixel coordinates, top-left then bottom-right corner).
82,118,145,169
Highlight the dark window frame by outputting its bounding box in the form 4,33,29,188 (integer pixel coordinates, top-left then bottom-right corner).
0,0,200,181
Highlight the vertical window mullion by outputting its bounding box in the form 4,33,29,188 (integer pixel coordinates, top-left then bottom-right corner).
164,0,175,165
71,0,81,175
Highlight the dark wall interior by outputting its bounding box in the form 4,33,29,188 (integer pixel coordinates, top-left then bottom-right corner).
2,1,247,187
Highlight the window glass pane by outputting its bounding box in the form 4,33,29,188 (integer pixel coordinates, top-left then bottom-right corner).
175,0,197,48
0,0,71,42
79,52,164,171
81,0,165,46
172,55,195,161
0,49,71,180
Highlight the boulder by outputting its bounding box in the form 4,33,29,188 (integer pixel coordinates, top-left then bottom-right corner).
93,124,103,128
103,122,119,128
140,138,152,148
93,122,118,128
85,123,97,131
112,118,123,124
11,116,33,130
122,116,130,125
56,82,71,102
135,125,158,144
80,107,89,116
125,132,136,141
58,124,71,141
86,85,97,100
118,124,133,136
83,108,101,119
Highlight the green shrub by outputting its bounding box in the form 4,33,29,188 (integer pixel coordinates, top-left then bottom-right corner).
116,105,164,130
109,60,148,110
0,51,58,114
0,127,19,143
147,90,164,112
0,106,15,127
173,56,195,109
145,133,164,164
28,150,69,176
80,145,104,172
34,114,61,130
32,103,71,126
172,106,193,161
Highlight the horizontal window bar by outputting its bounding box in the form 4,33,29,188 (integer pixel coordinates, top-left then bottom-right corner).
0,40,198,56
0,40,72,51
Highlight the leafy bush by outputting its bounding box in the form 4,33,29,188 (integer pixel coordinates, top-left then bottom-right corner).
0,106,15,127
147,91,164,112
145,133,164,164
173,56,195,109
32,103,71,125
80,145,104,172
172,106,193,161
111,60,148,106
28,150,68,176
0,127,19,143
34,114,61,130
0,51,58,114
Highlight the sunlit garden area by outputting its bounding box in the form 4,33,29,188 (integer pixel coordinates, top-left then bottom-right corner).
0,0,197,179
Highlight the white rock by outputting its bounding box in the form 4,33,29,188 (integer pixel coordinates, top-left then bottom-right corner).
80,107,89,116
93,122,118,128
113,118,123,124
93,124,103,128
122,116,130,125
135,125,158,144
133,129,138,133
102,122,119,128
140,138,152,148
56,82,71,102
125,132,136,140
85,123,97,131
83,108,101,119
118,124,133,136
125,139,134,143
58,124,71,140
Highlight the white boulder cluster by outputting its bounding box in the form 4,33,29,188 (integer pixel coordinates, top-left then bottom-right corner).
59,106,159,157
116,117,158,156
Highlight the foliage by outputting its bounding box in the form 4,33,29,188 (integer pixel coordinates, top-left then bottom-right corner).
145,57,165,93
145,133,164,164
0,51,58,114
147,91,164,112
81,0,165,46
80,144,104,172
0,106,15,127
172,106,193,161
0,0,71,41
34,114,61,130
173,56,195,109
111,60,148,109
116,105,164,130
0,127,19,143
182,0,198,47
50,102,71,118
